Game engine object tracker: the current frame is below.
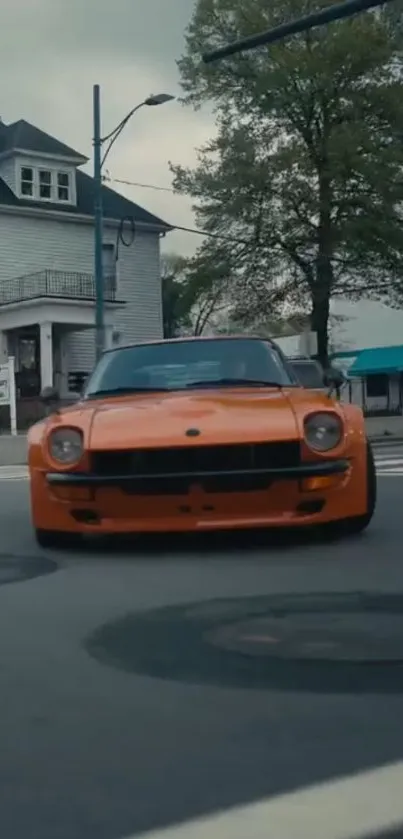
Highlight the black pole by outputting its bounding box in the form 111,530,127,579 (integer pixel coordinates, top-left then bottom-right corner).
203,0,395,63
93,84,105,361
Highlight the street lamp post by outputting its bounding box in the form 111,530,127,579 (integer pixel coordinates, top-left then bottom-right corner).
93,84,104,362
92,86,174,361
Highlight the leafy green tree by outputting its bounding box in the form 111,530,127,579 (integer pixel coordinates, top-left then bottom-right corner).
161,254,192,338
161,250,229,337
171,0,403,363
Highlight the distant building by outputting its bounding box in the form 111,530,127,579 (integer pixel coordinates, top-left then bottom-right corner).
329,299,403,416
276,298,403,417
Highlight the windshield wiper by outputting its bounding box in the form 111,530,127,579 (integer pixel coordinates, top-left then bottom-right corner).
186,378,282,389
86,386,169,398
86,380,283,398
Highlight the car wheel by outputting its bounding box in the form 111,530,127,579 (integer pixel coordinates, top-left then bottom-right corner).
35,529,83,549
338,441,376,538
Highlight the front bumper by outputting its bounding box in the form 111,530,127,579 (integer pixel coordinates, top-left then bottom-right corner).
27,456,367,535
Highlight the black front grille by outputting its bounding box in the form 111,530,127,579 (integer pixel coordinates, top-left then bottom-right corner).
91,441,301,477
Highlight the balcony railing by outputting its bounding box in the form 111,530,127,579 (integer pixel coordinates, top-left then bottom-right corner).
0,270,119,306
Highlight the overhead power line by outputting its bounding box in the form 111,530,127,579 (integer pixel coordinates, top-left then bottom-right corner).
103,175,247,243
103,174,175,194
170,224,245,243
203,0,395,62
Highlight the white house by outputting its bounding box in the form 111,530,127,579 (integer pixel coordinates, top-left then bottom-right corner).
0,117,171,426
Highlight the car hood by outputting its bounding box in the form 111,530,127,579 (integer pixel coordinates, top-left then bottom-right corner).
82,387,334,450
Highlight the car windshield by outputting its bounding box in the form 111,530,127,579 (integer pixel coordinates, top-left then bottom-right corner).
83,338,297,397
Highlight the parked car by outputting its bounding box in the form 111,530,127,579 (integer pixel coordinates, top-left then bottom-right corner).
289,356,346,396
289,356,328,391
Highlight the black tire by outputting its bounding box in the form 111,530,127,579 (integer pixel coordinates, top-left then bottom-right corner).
35,529,83,549
341,441,377,536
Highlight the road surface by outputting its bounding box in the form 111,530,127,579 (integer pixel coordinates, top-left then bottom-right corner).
0,443,402,839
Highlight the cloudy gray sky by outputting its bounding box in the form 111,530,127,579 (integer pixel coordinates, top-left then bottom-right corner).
0,0,214,255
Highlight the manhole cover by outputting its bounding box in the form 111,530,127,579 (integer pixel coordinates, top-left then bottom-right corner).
85,592,403,694
207,612,403,662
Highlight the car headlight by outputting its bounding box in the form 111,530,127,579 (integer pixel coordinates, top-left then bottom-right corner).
48,428,83,465
304,412,343,452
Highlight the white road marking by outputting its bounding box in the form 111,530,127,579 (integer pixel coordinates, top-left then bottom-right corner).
130,760,403,839
375,455,403,476
0,466,29,481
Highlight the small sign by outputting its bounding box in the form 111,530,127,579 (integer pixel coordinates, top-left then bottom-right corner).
0,363,10,406
0,358,17,435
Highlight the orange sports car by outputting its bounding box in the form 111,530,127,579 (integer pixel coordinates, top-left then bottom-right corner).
28,335,376,548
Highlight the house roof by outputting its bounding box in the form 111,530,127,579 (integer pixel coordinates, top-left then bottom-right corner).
0,119,86,161
0,119,172,230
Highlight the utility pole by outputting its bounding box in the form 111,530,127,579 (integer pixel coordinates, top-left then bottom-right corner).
93,84,104,362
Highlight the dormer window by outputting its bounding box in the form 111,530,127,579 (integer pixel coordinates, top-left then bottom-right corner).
18,165,73,203
57,172,69,201
21,167,34,197
39,169,51,199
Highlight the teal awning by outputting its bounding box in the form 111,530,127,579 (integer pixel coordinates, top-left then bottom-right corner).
349,345,403,376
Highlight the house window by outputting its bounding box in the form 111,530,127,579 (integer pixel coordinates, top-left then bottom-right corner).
102,243,115,277
366,373,388,398
68,372,87,393
20,167,33,196
57,172,70,201
19,166,72,203
102,243,116,294
39,169,52,199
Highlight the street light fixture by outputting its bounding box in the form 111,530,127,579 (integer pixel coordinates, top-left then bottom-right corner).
145,93,174,106
93,86,175,360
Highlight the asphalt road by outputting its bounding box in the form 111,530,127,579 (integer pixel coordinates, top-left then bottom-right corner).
0,447,403,839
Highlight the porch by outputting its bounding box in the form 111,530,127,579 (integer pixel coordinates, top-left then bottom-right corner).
0,269,124,428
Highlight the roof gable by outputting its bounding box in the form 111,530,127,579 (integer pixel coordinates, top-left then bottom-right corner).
0,119,87,161
0,118,171,230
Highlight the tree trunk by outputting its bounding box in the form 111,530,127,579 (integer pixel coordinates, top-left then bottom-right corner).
311,164,333,368
311,285,330,367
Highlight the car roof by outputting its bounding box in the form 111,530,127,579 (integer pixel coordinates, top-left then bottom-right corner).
289,356,320,363
103,335,278,354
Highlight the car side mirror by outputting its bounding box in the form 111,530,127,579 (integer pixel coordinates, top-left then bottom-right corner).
323,368,346,392
40,386,60,414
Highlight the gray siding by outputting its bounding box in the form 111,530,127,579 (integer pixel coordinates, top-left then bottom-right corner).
0,210,163,373
66,230,163,371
